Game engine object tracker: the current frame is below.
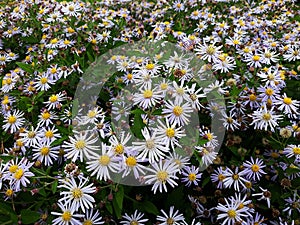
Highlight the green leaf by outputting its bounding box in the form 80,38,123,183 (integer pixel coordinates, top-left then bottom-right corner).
0,202,18,224
21,209,40,224
72,99,79,119
52,180,58,194
112,198,122,219
202,176,211,188
141,201,159,215
34,91,45,101
27,106,34,112
106,202,113,214
38,187,47,197
87,51,94,62
152,109,162,115
21,36,39,44
114,185,124,209
16,62,33,74
130,110,146,139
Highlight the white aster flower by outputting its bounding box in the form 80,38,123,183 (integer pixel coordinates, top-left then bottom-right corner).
63,132,99,162
58,177,96,213
144,159,179,193
51,201,84,225
86,143,119,181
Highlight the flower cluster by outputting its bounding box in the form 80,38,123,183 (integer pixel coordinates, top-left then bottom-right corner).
0,0,299,224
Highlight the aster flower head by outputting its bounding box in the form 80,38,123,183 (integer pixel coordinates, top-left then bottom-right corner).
157,206,186,225
250,105,283,132
63,131,99,162
144,159,179,194
51,201,84,225
243,157,267,181
120,210,149,225
215,197,249,225
2,109,25,133
181,165,202,187
252,187,272,208
58,177,96,213
86,143,119,182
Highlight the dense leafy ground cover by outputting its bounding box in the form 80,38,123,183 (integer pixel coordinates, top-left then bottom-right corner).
0,0,300,224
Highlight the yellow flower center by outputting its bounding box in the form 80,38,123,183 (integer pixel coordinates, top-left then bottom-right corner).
72,188,83,199
252,55,260,61
40,147,50,155
130,221,139,225
265,52,271,58
42,111,51,120
2,97,9,105
143,90,153,98
176,88,184,95
9,165,19,173
50,68,57,74
83,220,93,225
292,125,300,132
219,54,227,61
45,130,54,138
232,174,239,180
88,110,97,118
27,131,36,138
50,38,58,44
227,117,233,124
5,78,12,85
265,88,274,96
193,11,199,16
227,209,237,218
206,45,216,55
188,173,196,181
49,95,58,103
167,218,175,225
61,211,72,222
262,113,271,121
267,73,275,80
69,6,74,11
283,97,292,105
243,47,250,53
115,144,124,154
75,140,86,150
166,128,175,138
160,83,168,90
8,115,17,124
5,189,14,197
157,171,168,182
251,164,260,172
237,203,244,210
145,63,155,70
271,152,279,158
190,94,197,101
40,77,48,84
64,40,70,45
206,133,213,141
127,73,133,80
245,181,252,189
126,156,137,167
67,27,75,33
293,147,300,155
99,155,110,166
14,168,24,180
173,106,183,116
233,39,240,45
16,140,23,147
